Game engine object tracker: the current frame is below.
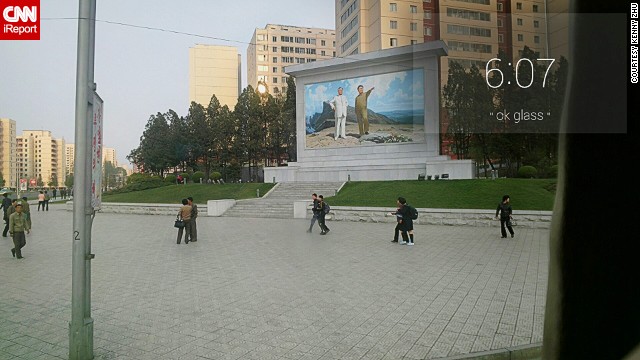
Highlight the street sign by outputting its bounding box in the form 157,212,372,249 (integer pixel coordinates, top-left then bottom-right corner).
91,92,103,210
19,178,27,191
29,178,36,187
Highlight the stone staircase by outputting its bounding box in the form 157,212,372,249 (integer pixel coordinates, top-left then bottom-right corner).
222,182,344,219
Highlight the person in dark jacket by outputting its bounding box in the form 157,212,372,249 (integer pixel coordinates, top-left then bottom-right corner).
495,194,515,238
307,193,320,233
317,195,330,235
1,192,12,237
187,197,198,242
397,197,415,245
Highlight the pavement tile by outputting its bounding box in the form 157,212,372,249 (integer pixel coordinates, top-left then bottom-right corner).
0,211,549,360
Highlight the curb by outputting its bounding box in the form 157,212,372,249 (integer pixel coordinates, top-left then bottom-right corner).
440,343,542,360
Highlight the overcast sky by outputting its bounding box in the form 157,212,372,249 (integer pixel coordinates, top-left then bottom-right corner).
0,0,335,166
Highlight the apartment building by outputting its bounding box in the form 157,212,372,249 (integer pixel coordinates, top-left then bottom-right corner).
0,118,17,188
17,130,66,187
247,24,337,95
189,44,242,109
65,143,75,176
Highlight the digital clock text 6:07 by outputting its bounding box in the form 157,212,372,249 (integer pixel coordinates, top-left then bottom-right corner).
485,58,555,89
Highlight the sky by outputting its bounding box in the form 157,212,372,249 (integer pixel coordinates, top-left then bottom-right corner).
305,69,426,116
0,0,336,166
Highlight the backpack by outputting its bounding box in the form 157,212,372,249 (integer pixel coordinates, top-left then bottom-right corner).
324,203,331,214
409,205,418,220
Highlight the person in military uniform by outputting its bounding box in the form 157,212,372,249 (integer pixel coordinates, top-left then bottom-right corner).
10,203,30,259
21,196,31,229
187,197,198,242
355,85,374,135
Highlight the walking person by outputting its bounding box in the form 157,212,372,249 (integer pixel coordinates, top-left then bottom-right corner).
21,196,31,229
187,197,198,242
9,203,30,259
53,188,57,200
3,198,16,238
390,202,404,243
44,191,50,211
495,195,515,238
317,195,330,235
37,191,45,211
397,197,415,245
176,198,192,244
307,193,320,233
1,192,12,237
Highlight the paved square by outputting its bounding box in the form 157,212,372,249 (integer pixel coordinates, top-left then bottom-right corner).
0,207,548,359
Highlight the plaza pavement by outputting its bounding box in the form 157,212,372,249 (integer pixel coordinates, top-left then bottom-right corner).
0,205,548,360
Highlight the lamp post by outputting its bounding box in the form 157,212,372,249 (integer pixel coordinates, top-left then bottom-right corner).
257,81,269,170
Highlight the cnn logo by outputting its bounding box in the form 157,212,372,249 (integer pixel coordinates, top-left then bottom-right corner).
1,0,40,40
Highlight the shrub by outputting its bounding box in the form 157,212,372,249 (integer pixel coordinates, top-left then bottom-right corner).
517,165,538,178
192,171,205,183
164,174,176,184
210,172,222,181
548,165,559,178
180,173,190,183
127,172,151,185
104,176,169,195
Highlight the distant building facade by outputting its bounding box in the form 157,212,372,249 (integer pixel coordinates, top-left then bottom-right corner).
0,118,17,188
189,44,242,109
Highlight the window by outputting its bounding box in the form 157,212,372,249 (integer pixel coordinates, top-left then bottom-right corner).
273,87,279,94
517,34,524,41
273,57,278,63
272,46,278,52
410,5,417,13
257,55,266,61
498,34,504,43
273,67,278,73
424,10,432,19
411,22,417,31
447,8,491,21
321,50,326,56
306,48,316,54
516,2,522,10
282,77,288,83
390,20,398,29
497,3,503,11
533,4,539,12
272,36,277,42
273,77,278,83
295,37,306,44
390,3,397,12
306,38,316,45
390,38,398,46
534,20,540,28
517,18,523,26
257,34,266,41
321,40,326,46
424,27,432,36
333,51,336,57
258,65,269,72
497,19,503,27
341,31,359,52
534,35,540,44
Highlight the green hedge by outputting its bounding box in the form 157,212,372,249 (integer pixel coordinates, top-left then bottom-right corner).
517,166,538,178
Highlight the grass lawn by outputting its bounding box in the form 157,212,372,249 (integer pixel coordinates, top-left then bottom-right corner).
325,179,556,211
101,183,275,204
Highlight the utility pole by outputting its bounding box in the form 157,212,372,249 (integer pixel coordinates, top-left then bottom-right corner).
69,0,97,359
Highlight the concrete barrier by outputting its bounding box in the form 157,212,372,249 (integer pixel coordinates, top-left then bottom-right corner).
207,199,236,217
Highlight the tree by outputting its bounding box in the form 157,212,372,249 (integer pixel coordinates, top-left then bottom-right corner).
65,174,74,188
234,86,262,181
185,102,209,171
127,111,176,176
283,76,297,162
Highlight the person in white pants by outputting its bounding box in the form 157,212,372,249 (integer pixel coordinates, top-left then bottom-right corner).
328,87,348,140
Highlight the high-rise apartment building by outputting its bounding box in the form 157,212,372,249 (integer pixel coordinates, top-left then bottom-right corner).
336,0,424,57
546,0,568,60
65,143,75,176
0,118,17,188
103,147,117,167
337,0,548,80
17,130,66,187
247,24,337,95
189,44,242,109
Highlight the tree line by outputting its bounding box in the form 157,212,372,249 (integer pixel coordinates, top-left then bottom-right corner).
442,47,568,178
127,77,297,182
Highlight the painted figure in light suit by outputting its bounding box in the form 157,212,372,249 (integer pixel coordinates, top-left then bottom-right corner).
329,87,348,140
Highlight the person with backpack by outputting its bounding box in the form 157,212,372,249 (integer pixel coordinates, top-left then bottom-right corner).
307,193,320,233
397,197,416,245
317,195,330,235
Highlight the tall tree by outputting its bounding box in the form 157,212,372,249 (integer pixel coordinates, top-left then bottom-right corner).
234,86,262,181
283,76,297,162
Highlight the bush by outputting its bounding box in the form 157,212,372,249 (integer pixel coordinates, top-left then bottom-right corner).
210,172,222,181
104,176,169,195
517,166,538,178
127,173,151,185
192,171,205,183
165,174,176,184
548,165,559,178
180,173,190,183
